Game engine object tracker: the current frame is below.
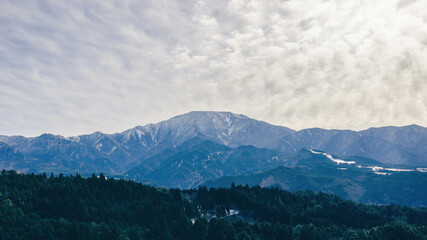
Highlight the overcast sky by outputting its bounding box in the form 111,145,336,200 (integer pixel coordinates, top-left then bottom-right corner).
1,0,426,136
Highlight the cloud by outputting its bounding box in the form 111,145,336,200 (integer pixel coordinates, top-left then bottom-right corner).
0,0,426,136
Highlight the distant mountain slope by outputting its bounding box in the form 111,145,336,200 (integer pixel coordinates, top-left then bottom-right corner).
0,142,26,170
0,111,295,175
0,111,426,189
0,134,122,175
126,139,292,188
110,111,294,154
204,149,427,207
361,125,427,163
276,125,427,166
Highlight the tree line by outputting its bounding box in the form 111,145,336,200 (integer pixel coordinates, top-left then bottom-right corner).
0,170,425,239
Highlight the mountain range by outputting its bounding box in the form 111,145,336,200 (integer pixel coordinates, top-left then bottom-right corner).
0,111,426,206
204,148,427,206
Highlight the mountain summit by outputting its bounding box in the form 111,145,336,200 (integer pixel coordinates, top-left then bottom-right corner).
0,111,295,173
0,111,426,183
122,111,294,148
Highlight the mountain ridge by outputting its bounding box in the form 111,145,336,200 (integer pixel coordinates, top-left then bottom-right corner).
0,111,426,206
3,112,425,139
0,111,426,175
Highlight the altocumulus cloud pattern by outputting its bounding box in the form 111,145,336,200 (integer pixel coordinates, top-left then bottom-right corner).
0,0,426,136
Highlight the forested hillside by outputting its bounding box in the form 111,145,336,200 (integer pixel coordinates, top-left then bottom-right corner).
0,170,426,240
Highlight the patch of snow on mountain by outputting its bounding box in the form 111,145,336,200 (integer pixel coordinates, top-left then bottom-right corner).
384,168,414,172
228,209,239,216
308,149,356,165
374,172,390,175
95,143,103,151
366,166,420,174
368,166,384,172
108,146,117,154
227,126,235,136
225,114,232,127
134,128,145,139
66,136,80,142
122,129,133,142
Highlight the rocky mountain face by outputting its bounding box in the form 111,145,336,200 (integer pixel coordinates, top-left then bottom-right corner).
0,111,426,206
110,111,294,156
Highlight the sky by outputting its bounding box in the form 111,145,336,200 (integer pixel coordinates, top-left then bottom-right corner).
0,0,426,137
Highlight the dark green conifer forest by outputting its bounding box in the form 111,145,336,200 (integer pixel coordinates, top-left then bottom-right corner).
0,170,426,240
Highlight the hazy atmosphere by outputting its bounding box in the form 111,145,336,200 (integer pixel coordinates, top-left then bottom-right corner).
1,0,426,136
